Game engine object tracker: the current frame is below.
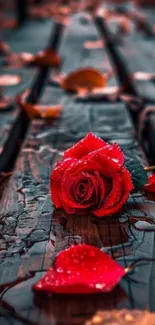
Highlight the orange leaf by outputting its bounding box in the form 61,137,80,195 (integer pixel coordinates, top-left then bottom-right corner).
30,49,61,67
16,89,62,119
61,68,107,92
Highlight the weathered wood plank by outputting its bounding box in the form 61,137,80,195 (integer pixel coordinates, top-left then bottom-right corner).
0,84,152,324
3,19,54,55
58,13,119,87
0,68,37,170
0,13,155,325
96,15,155,103
0,19,62,173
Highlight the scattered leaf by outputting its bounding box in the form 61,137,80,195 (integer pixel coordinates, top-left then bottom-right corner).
0,74,21,86
124,159,148,189
143,175,155,193
3,52,33,68
61,68,107,93
84,40,104,49
16,89,62,119
4,49,61,68
30,49,61,67
33,244,125,294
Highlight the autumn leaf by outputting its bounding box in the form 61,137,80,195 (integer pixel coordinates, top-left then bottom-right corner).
30,49,61,67
61,68,107,93
4,49,61,68
16,89,62,119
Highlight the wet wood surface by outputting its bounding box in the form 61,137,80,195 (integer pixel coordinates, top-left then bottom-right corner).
1,6,155,325
0,19,61,172
101,5,155,102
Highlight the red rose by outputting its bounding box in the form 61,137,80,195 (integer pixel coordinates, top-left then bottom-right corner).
50,133,133,217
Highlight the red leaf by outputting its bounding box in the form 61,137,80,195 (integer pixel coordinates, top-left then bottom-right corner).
33,244,125,294
143,175,155,193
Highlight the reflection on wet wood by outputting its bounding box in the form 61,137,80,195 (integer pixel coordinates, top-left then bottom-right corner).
1,9,155,325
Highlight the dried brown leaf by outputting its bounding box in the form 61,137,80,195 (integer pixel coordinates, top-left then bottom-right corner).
30,49,61,67
61,68,107,92
16,89,62,119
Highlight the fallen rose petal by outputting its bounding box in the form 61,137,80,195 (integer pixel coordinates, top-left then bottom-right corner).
0,74,21,86
33,244,125,294
61,68,107,92
143,175,155,192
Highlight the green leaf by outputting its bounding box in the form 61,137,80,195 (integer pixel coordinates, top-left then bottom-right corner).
124,159,148,189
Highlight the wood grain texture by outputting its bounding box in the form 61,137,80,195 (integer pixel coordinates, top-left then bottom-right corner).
5,19,54,54
58,14,119,87
0,19,60,173
0,10,155,325
99,8,155,102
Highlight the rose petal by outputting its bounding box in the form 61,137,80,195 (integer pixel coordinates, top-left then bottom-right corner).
143,175,155,193
51,158,78,207
64,133,107,160
33,244,125,294
93,168,133,217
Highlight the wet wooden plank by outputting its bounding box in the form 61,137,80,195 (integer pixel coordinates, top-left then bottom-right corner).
1,13,155,325
0,20,62,173
141,106,155,164
96,15,155,102
0,68,37,169
57,13,119,88
3,19,54,55
0,82,152,324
